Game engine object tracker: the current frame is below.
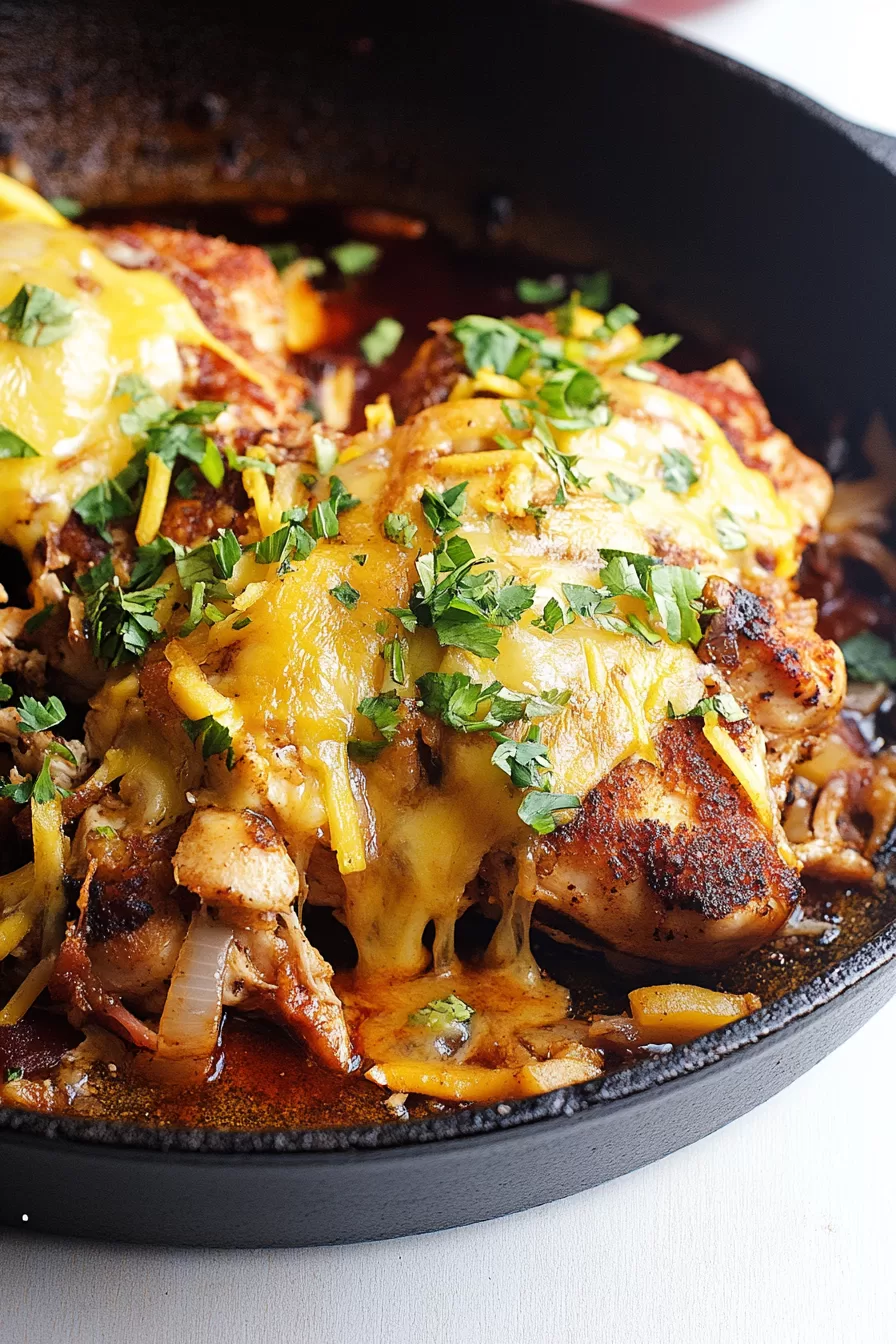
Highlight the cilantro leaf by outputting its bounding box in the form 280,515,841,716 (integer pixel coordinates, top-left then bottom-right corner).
666,692,746,723
528,411,591,503
649,565,704,645
452,315,526,376
561,583,616,620
383,636,407,685
360,317,403,366
602,303,639,335
517,790,581,835
714,508,748,551
408,994,474,1029
604,472,644,505
516,275,567,306
16,695,66,734
0,284,75,345
537,366,609,431
357,692,402,742
328,240,381,276
416,673,567,734
660,448,699,494
421,483,467,536
0,425,39,459
531,596,569,633
383,512,418,548
130,536,177,589
73,474,136,539
840,631,896,684
77,557,168,666
575,269,611,311
183,716,235,769
0,682,11,704
330,580,360,610
262,242,300,272
48,196,84,219
502,400,530,431
491,725,551,789
630,332,681,363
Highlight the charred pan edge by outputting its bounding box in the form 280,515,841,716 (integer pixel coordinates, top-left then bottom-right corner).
1,918,893,1153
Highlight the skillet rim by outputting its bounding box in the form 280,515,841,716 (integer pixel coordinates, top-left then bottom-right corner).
0,1,895,1157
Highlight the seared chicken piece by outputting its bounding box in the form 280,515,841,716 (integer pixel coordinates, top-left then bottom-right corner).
536,719,801,965
174,808,300,915
174,808,352,1069
699,578,846,794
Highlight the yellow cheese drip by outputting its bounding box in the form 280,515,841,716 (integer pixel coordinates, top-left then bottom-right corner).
0,175,274,559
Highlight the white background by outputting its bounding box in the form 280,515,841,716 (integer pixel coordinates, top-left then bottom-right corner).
4,3,896,1340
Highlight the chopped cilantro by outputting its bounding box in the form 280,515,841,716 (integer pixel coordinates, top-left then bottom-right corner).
667,692,746,722
383,512,418,548
517,790,581,835
262,242,300,272
604,472,644,505
531,596,569,633
575,269,611,311
328,476,360,515
528,411,591,503
409,534,534,659
714,508,748,552
452,315,527,377
516,275,567,306
4,1066,24,1082
357,692,402,742
360,317,403,366
0,425,39,458
408,994,474,1029
77,555,168,666
537,366,609,431
502,400,530,431
383,636,407,685
182,716,235,769
660,448,699,495
416,672,567,733
649,564,704,645
16,695,66,734
421,482,468,536
386,606,418,632
330,580,360,610
48,195,84,219
0,682,10,704
631,332,681,363
174,466,197,499
92,825,118,840
601,303,639,335
0,284,75,345
313,430,339,474
491,725,551,789
232,616,251,632
840,631,896,684
328,240,381,276
0,745,72,806
225,447,275,476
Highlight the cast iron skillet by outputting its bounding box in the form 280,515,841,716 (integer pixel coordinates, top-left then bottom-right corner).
1,0,895,1247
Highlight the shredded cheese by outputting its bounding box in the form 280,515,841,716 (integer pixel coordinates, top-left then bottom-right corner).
135,452,173,546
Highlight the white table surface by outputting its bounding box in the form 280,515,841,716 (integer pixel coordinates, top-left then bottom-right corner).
5,5,896,1342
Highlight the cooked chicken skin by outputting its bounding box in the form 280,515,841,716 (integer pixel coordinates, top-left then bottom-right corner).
536,719,801,965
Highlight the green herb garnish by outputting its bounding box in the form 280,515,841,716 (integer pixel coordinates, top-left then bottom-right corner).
0,284,75,345
660,448,699,495
360,317,403,366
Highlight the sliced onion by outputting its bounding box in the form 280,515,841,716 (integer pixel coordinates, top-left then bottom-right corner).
151,907,233,1085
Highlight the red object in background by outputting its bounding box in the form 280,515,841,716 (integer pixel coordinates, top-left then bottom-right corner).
594,0,730,18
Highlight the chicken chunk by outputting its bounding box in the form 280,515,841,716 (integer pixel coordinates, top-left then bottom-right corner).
536,719,800,966
173,808,300,914
699,578,846,792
